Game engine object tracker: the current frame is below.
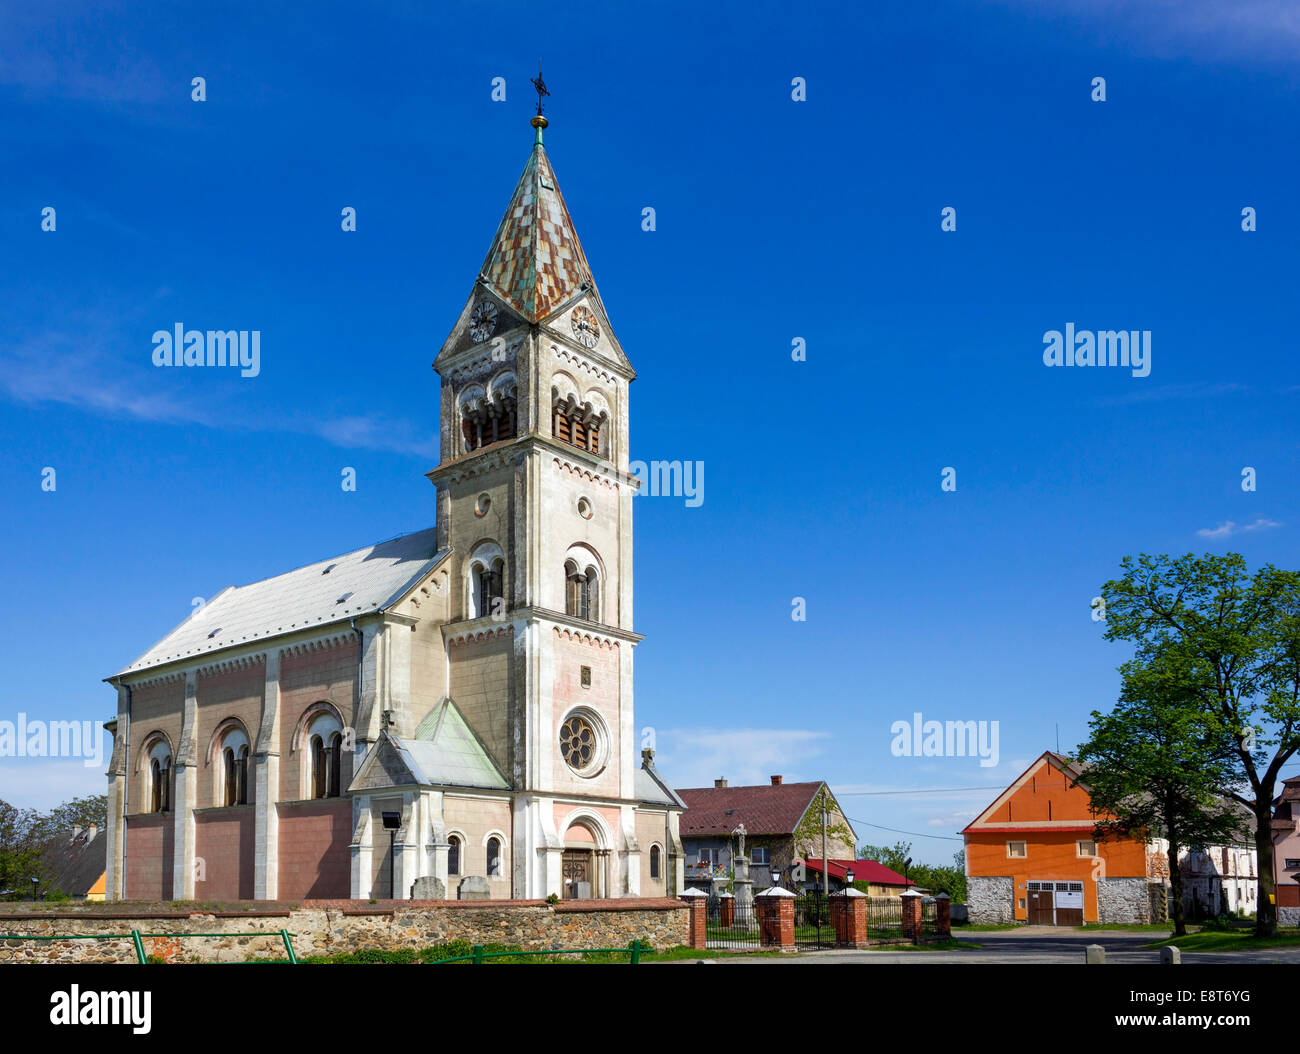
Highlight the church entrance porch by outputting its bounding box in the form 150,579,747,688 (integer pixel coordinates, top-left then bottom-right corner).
562,850,593,899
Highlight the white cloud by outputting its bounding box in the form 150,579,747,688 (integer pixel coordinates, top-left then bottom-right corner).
1197,517,1282,539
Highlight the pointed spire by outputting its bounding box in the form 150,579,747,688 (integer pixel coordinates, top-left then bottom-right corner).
477,111,596,323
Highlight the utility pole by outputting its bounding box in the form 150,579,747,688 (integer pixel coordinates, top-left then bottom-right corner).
821,790,828,904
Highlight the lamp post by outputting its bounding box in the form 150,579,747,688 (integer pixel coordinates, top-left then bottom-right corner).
771,869,781,889
30,876,38,902
845,867,855,891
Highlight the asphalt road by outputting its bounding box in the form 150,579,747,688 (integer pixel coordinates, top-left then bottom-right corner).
697,927,1300,964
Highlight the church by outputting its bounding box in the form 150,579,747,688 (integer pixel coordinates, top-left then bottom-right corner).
101,104,685,903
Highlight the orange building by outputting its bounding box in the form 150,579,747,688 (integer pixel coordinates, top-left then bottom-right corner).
963,751,1154,925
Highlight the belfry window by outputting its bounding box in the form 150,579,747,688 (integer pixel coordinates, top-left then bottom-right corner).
468,543,506,620
564,560,600,622
459,374,518,454
551,396,607,458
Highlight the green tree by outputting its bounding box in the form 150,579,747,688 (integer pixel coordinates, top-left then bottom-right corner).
46,795,107,833
1101,553,1300,936
858,840,911,875
0,800,50,898
1075,652,1244,936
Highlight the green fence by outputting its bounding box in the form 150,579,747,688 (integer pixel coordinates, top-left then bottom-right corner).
0,929,299,964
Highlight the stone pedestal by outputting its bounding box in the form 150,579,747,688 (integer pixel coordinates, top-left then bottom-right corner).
732,854,754,927
411,875,446,900
458,876,491,900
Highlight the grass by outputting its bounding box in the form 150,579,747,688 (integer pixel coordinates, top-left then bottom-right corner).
1076,923,1175,932
954,922,1022,932
1149,928,1300,952
250,941,739,964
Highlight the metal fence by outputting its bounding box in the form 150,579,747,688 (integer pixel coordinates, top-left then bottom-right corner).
920,896,938,938
704,893,761,950
793,891,833,949
864,896,906,943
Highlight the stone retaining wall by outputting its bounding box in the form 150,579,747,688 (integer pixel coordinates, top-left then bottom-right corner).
0,898,689,963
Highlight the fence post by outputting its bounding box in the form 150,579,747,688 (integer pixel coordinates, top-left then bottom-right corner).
280,929,299,964
629,939,642,965
934,893,951,939
130,930,148,964
831,889,868,948
756,887,796,951
679,888,708,950
901,890,923,943
471,944,485,965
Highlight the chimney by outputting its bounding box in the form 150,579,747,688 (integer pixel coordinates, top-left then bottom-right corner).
770,775,783,786
71,825,82,840
87,824,99,841
714,778,727,789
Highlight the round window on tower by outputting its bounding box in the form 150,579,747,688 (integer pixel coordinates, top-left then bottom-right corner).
558,709,607,776
576,496,593,520
474,493,491,517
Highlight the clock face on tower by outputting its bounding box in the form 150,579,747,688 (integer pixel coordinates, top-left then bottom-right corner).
570,305,600,349
469,299,499,343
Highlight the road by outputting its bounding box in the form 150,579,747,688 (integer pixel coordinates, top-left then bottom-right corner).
695,927,1300,964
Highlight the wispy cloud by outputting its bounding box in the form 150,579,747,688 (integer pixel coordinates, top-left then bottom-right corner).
1094,382,1249,408
0,326,435,459
1197,517,1282,538
993,0,1300,64
655,728,829,789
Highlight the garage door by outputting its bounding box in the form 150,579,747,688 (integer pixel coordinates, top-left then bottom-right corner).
1054,882,1084,926
1027,883,1055,924
1027,881,1084,925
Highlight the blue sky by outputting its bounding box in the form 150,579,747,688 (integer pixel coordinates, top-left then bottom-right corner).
2,1,1298,863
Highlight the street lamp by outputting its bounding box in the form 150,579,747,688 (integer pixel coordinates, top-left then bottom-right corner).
845,868,855,888
770,869,781,889
30,877,38,902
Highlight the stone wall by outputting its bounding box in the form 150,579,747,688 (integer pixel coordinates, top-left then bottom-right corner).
0,898,688,963
1279,906,1300,928
965,875,1014,924
1097,877,1150,924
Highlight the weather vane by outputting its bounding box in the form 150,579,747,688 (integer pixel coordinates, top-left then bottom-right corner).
530,62,550,117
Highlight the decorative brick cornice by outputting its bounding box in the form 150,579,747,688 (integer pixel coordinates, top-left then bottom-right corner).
196,653,266,678
279,633,355,660
551,456,621,490
553,626,621,650
550,343,618,385
445,623,517,648
445,339,526,383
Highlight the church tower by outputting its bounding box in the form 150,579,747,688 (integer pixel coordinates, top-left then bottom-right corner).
429,109,651,898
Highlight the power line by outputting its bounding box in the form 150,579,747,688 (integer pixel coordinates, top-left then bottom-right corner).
846,816,964,842
837,786,998,797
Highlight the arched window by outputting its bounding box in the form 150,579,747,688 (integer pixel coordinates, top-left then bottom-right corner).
487,836,502,878
460,374,518,454
216,725,251,807
468,542,505,620
448,834,462,876
564,560,600,622
146,739,172,814
650,844,662,880
303,709,344,800
551,385,609,459
327,732,342,798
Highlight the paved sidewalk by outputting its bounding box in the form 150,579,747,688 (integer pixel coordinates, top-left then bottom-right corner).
689,927,1300,964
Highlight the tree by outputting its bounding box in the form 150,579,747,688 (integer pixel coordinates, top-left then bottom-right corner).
1101,553,1300,936
858,841,911,875
856,842,967,900
46,795,107,833
1074,652,1245,936
0,800,49,898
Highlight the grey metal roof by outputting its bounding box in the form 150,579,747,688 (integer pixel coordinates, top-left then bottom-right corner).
398,700,509,789
115,527,446,677
636,765,685,809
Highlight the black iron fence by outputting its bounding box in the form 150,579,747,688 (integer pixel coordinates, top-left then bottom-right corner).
704,893,760,950
793,891,832,949
864,896,906,943
920,896,938,938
